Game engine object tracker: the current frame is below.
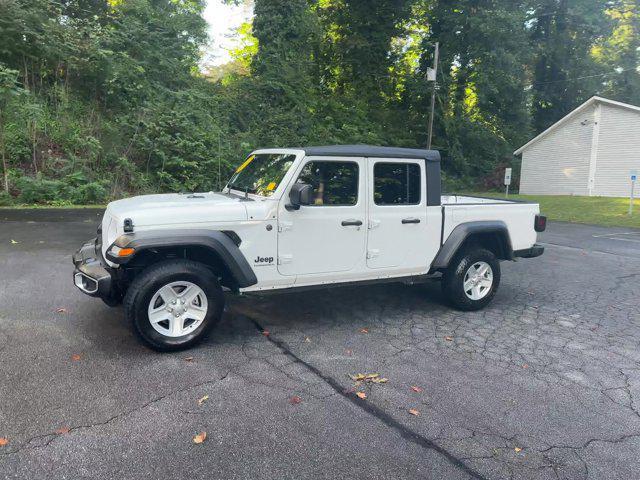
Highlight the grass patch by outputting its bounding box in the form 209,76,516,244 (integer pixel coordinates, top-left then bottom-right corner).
3,195,639,228
467,193,640,228
0,204,106,209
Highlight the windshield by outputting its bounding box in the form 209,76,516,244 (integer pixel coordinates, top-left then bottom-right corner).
226,153,296,196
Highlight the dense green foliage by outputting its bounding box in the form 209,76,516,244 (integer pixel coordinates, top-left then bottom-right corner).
0,0,639,204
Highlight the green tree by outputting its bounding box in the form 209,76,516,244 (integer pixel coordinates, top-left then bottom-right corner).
0,65,23,193
592,0,640,103
246,0,321,145
404,0,532,181
528,0,609,131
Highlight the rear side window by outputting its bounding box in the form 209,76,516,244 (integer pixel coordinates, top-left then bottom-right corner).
374,162,421,205
296,161,359,206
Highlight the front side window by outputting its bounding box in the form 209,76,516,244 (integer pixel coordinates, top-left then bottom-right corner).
296,161,359,206
374,162,421,205
227,153,296,196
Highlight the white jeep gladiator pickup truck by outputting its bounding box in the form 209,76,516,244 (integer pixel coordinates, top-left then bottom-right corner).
73,145,545,351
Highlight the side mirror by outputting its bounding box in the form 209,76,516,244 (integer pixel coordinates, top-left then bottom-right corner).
286,183,313,210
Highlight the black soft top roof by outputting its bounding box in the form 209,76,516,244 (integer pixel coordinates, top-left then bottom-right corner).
299,145,440,162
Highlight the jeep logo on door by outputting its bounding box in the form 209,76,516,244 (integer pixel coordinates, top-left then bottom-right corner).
254,255,274,265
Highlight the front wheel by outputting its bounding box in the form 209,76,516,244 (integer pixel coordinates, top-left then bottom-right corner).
124,260,225,351
441,247,500,311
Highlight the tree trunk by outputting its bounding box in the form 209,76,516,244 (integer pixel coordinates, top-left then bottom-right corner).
0,116,8,193
31,119,38,174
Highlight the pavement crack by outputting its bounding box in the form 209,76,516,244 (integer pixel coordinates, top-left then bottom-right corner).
242,313,489,480
540,432,640,453
1,370,231,457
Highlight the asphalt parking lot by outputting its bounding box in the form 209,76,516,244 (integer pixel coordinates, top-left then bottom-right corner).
1,210,639,479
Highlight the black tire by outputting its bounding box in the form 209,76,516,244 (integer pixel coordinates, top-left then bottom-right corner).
441,247,501,311
123,260,225,351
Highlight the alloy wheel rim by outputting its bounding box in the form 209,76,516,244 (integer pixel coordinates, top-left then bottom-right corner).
463,261,493,301
147,281,208,338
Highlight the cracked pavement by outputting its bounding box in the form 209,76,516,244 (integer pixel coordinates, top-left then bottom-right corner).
1,209,639,479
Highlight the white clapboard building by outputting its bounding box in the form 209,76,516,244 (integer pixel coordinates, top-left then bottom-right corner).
515,96,640,197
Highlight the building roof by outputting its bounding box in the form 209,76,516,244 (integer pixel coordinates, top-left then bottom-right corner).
514,96,640,155
301,145,441,162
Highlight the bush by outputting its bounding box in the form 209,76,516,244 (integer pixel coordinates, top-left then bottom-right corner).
15,176,68,204
0,190,14,206
71,181,110,204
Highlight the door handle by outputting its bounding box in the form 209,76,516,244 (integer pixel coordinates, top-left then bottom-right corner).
401,218,421,224
341,219,363,227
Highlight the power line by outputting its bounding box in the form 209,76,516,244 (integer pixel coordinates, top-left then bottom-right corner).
529,67,637,86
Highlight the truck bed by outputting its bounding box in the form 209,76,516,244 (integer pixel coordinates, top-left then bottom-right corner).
442,194,517,205
440,195,540,252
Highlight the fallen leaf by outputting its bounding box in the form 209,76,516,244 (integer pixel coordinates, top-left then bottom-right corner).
522,364,529,369
71,354,81,361
444,336,453,342
349,373,388,388
0,438,8,447
184,356,194,362
304,336,311,343
193,431,207,444
355,391,367,399
289,395,302,405
344,349,353,356
262,330,270,337
514,447,522,453
197,395,209,406
410,386,423,393
350,373,376,381
359,328,369,334
10,239,18,244
55,427,70,435
408,408,420,416
56,308,68,314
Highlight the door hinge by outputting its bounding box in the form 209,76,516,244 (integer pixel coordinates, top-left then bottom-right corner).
278,254,293,265
366,249,380,259
368,219,381,230
278,221,293,233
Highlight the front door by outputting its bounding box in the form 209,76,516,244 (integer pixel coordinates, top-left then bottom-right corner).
366,159,428,271
277,158,366,276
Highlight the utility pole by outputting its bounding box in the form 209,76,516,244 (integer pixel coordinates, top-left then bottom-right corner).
427,41,439,150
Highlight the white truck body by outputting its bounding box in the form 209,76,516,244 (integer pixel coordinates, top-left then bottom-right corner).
74,145,545,350
99,148,541,292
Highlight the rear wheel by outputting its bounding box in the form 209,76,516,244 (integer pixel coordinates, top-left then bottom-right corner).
442,247,500,311
124,260,224,351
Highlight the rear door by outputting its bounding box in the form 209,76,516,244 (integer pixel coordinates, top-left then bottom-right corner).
366,159,428,271
277,157,366,276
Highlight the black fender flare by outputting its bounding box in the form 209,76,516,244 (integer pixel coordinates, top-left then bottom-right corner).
431,221,513,269
106,229,257,288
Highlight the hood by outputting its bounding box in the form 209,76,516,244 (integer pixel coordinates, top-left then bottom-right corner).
107,192,248,227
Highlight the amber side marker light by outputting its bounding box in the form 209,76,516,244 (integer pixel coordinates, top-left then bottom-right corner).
110,245,135,257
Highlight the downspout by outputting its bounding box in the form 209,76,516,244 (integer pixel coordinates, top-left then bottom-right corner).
587,103,601,196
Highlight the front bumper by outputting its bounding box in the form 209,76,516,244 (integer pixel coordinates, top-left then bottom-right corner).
514,244,545,259
72,239,114,298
